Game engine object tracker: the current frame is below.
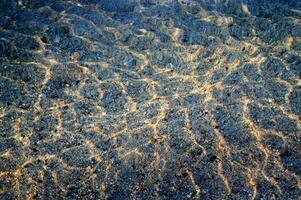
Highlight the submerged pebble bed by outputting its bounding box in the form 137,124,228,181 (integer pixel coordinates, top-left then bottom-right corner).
0,0,301,199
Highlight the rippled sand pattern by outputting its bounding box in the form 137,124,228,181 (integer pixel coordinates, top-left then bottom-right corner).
0,0,301,199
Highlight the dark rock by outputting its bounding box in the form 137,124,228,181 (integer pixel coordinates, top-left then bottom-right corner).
98,0,136,12
43,65,80,99
281,147,301,176
91,67,116,81
0,0,300,198
80,85,101,100
255,176,281,200
14,36,40,50
0,138,19,153
249,103,299,134
213,104,256,148
262,57,286,78
229,23,253,40
210,70,226,84
0,77,22,107
223,70,243,85
150,50,181,69
101,82,127,114
289,86,301,117
0,151,25,172
75,100,99,115
264,79,288,104
263,133,284,151
213,87,243,105
126,80,150,103
231,146,265,168
122,54,138,68
0,64,46,85
181,93,202,107
60,147,95,168
241,82,269,100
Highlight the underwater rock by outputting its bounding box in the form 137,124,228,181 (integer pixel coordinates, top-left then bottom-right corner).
0,0,300,199
98,0,136,12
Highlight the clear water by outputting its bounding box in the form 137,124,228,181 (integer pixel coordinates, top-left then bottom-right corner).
0,0,300,199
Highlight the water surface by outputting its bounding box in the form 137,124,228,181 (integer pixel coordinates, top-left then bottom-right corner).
0,0,301,199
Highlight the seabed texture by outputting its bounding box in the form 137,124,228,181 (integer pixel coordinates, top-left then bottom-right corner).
0,0,301,199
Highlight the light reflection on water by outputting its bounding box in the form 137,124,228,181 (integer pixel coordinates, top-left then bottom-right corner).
0,0,300,199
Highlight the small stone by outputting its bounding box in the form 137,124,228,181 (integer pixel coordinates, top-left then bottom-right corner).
72,52,81,60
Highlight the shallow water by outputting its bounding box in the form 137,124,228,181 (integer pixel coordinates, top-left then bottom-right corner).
0,0,301,199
